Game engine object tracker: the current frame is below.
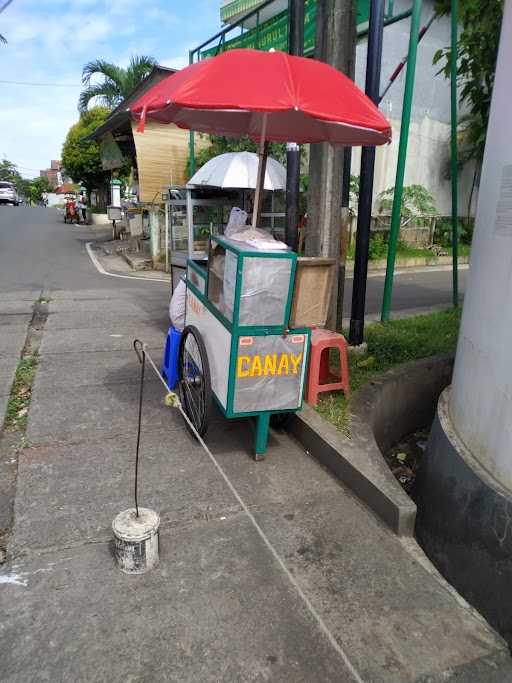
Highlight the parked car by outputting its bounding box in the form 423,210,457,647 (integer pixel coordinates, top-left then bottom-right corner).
0,181,19,206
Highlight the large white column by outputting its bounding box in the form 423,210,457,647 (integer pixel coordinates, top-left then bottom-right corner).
450,0,512,490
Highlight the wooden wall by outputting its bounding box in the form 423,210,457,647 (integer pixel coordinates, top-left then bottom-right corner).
131,120,209,202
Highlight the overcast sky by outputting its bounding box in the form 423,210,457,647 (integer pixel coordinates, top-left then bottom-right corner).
0,0,219,177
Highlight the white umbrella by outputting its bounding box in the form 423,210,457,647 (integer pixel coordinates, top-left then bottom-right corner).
187,151,286,191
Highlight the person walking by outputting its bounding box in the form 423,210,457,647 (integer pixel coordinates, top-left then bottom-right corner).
77,192,87,223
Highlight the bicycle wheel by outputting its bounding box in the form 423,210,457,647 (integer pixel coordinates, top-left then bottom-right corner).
178,325,212,438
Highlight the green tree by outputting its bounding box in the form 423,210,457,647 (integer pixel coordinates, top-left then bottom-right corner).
28,177,51,205
61,107,111,198
434,0,504,167
78,55,157,113
192,135,288,174
0,159,33,198
0,158,22,185
377,184,437,227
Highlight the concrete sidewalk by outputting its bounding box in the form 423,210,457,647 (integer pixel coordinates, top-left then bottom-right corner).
1,288,510,682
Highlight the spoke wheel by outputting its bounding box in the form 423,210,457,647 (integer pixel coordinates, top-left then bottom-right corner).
178,325,212,438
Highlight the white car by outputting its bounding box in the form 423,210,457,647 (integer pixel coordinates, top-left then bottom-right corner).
0,181,19,206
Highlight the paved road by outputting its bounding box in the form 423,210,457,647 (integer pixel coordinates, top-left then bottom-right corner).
0,205,466,315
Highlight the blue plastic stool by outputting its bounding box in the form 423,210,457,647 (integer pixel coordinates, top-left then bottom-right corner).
162,326,182,390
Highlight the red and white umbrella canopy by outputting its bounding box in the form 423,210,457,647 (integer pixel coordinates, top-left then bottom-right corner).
130,48,391,146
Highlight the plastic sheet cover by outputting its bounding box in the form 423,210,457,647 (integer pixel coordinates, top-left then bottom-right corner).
233,333,306,413
239,256,292,326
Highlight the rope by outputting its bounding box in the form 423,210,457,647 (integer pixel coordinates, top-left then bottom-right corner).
133,340,146,517
131,339,364,683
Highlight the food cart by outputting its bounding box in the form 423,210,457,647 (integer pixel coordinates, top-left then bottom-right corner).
179,234,310,458
129,47,392,459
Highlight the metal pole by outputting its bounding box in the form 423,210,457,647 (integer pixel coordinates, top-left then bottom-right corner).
164,200,169,273
450,0,459,306
379,14,435,103
336,147,352,330
188,50,196,179
349,0,385,345
381,0,422,322
341,148,352,207
285,0,304,251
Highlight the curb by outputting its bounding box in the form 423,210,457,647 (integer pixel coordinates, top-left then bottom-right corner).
287,354,453,536
345,255,470,274
85,242,170,284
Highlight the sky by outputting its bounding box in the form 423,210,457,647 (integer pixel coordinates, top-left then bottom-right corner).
0,0,220,177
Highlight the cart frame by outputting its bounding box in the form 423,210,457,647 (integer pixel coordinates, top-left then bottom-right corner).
182,235,310,458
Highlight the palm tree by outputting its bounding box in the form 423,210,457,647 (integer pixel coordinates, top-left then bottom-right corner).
78,55,157,113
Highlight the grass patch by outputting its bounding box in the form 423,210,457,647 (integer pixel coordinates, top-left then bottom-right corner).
446,243,471,258
316,308,462,435
5,355,39,431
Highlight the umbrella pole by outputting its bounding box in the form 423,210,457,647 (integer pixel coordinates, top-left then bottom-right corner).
252,114,269,230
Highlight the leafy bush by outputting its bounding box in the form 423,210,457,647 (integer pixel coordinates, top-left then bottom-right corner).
435,217,474,247
368,233,388,259
377,184,437,226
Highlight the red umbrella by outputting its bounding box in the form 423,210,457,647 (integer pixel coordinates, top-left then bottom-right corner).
130,48,391,229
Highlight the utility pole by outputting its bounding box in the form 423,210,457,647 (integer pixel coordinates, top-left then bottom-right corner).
285,0,305,252
306,0,357,328
381,0,423,321
348,0,385,345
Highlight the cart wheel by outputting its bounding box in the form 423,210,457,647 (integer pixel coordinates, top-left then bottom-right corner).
178,325,212,438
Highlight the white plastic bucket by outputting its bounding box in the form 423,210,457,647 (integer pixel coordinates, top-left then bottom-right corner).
112,507,160,574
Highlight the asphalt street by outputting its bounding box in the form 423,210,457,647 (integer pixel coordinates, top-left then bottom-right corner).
0,205,466,315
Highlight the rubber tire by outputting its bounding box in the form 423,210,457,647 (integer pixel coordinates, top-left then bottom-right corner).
178,325,212,438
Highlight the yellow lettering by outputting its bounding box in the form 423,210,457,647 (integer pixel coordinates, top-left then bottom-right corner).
264,354,277,376
251,355,262,377
237,356,251,378
290,353,303,375
277,354,289,376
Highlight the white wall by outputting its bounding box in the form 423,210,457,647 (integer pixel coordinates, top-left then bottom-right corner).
46,193,62,207
450,0,512,490
352,0,476,215
351,116,477,215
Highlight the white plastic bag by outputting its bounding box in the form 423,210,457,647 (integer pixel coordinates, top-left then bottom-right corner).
169,278,186,331
225,207,248,237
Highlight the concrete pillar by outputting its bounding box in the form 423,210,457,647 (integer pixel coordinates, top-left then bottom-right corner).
149,210,160,261
305,0,356,328
415,1,512,643
450,0,512,491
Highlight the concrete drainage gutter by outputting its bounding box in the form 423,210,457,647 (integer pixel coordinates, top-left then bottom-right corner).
287,354,453,536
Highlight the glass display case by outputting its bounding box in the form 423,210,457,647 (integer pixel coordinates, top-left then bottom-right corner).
206,235,295,331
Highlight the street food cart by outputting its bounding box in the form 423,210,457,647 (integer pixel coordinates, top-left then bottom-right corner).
179,235,309,457
130,47,391,458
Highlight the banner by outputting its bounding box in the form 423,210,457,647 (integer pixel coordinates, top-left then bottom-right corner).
202,0,370,59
